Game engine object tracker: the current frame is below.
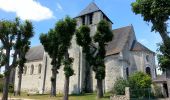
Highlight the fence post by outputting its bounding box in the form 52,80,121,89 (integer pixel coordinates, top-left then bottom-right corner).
125,87,130,100
148,88,150,100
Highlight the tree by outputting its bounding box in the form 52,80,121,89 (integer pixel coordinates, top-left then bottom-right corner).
131,0,170,44
157,42,170,71
40,29,61,96
15,19,34,96
76,25,93,92
131,0,170,69
0,47,5,67
40,17,76,98
54,16,76,100
0,18,33,100
93,20,113,98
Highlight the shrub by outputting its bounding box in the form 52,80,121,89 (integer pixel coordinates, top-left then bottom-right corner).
128,72,152,90
0,74,3,78
128,72,152,98
9,83,14,93
113,77,128,95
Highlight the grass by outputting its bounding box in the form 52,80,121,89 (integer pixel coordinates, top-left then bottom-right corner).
0,92,110,100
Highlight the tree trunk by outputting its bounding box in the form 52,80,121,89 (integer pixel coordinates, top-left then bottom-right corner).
96,79,103,99
16,70,22,96
84,63,92,93
159,31,170,44
2,49,10,100
63,76,69,100
50,68,56,97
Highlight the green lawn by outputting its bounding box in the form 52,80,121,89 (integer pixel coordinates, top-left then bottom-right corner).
0,92,110,100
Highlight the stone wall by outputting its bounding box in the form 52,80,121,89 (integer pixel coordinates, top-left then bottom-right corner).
14,60,43,93
105,54,122,92
110,87,130,100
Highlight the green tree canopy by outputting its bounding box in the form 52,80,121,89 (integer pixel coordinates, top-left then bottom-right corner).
131,0,170,70
0,17,34,100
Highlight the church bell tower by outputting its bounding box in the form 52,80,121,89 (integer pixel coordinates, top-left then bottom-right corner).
75,2,113,36
74,2,113,93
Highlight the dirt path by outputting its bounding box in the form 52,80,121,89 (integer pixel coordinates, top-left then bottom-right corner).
0,97,35,100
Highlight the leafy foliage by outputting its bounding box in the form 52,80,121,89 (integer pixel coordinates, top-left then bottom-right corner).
131,0,170,69
131,0,170,34
55,16,76,77
0,17,33,99
113,78,128,95
63,58,74,77
93,20,113,80
76,25,91,53
128,72,152,90
40,17,76,98
157,41,170,70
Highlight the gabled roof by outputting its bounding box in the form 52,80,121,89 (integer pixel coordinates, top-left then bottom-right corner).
76,2,113,23
25,45,44,62
78,2,100,17
131,40,154,53
106,26,132,56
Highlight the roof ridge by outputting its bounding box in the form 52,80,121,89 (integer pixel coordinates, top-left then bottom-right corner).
112,25,132,31
30,45,43,49
131,40,154,53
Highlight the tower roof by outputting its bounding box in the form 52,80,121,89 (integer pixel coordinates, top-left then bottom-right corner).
77,2,100,17
76,2,113,23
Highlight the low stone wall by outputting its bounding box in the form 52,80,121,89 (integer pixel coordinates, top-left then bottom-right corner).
110,87,130,100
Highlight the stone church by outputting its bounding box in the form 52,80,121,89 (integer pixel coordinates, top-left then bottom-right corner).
14,2,156,94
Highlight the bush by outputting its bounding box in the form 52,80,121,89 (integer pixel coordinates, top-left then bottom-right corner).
128,72,152,90
0,74,3,78
113,78,128,95
9,83,14,93
0,79,14,93
128,72,152,98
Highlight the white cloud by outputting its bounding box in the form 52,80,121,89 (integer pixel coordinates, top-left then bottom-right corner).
0,0,54,21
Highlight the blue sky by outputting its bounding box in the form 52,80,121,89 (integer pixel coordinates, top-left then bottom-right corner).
0,0,163,51
0,0,167,65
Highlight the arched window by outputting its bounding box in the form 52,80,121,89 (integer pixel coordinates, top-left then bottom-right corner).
30,65,34,75
126,67,129,78
24,66,27,74
146,67,151,76
38,64,42,74
146,55,149,62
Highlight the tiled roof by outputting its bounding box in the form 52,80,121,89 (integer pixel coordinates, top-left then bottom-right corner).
106,26,132,56
25,45,44,62
131,40,154,53
77,2,100,17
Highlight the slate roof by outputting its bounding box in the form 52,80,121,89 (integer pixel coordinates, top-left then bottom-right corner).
77,2,100,17
25,45,44,62
106,26,132,56
105,25,154,56
131,40,154,53
26,26,154,61
76,2,113,23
